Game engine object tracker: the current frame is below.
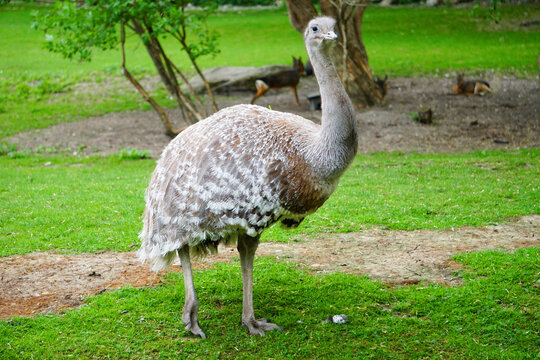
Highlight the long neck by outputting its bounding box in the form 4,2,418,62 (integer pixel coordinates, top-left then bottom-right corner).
308,43,358,179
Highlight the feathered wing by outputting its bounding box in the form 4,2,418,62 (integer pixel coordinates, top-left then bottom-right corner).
138,104,331,271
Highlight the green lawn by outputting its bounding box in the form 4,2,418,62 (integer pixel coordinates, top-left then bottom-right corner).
1,4,538,75
362,6,540,76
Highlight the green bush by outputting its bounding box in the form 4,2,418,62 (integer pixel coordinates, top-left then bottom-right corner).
118,148,151,160
0,143,32,158
0,142,16,156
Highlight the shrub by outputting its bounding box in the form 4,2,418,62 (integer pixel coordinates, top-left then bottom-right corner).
0,142,17,156
118,148,150,160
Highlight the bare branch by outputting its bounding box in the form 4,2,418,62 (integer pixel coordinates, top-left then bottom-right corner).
120,23,183,137
177,35,219,112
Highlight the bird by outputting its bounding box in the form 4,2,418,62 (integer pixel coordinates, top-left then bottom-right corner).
138,16,357,338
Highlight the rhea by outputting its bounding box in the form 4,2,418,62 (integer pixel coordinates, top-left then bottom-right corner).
138,17,357,338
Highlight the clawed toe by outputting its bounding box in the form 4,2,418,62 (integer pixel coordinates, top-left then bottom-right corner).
183,307,206,339
184,321,206,339
243,318,283,336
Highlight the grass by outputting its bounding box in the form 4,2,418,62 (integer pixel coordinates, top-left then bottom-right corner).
0,155,151,256
0,70,166,139
1,248,538,359
1,4,539,138
1,4,538,75
362,5,540,77
1,149,538,256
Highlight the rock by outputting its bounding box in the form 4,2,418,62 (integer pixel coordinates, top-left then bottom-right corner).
332,314,348,324
323,314,348,324
185,65,291,95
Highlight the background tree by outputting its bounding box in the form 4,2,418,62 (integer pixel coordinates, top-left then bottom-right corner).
34,0,220,136
285,0,384,107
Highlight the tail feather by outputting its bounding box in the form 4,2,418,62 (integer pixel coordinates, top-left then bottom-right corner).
137,246,177,272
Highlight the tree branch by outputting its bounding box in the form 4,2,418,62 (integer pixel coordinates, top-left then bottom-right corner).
177,35,219,113
120,23,183,137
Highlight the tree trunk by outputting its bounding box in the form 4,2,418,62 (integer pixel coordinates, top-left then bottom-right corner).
284,0,318,32
285,0,384,107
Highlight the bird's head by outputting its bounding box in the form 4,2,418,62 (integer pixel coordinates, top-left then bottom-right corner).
304,17,338,49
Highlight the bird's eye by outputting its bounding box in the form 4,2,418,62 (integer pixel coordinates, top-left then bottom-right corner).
311,25,319,32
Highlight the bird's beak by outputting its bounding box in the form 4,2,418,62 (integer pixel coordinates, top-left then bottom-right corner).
324,31,338,40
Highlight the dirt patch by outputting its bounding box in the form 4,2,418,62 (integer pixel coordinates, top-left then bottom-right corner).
0,252,157,319
1,215,538,319
5,75,539,157
260,215,539,285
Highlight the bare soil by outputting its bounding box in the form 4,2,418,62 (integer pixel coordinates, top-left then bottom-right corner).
6,75,539,157
2,75,539,319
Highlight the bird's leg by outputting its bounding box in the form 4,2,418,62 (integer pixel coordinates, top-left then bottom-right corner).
177,246,206,339
237,235,283,336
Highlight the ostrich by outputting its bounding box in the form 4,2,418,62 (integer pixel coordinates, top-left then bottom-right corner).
138,17,357,338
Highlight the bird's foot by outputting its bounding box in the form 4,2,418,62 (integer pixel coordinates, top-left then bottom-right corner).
242,317,283,336
183,319,206,339
182,311,206,339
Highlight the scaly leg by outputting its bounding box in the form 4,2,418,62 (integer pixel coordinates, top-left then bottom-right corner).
178,246,206,339
237,234,283,336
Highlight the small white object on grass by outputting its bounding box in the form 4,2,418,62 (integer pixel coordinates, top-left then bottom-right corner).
323,314,348,324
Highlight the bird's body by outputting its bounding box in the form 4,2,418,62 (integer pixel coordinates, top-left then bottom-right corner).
139,16,357,338
139,104,344,270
